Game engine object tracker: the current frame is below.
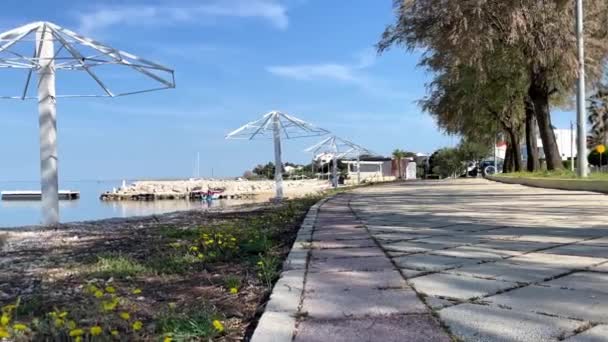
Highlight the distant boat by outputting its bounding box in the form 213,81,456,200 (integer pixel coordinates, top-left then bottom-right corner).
189,187,225,200
1,190,80,201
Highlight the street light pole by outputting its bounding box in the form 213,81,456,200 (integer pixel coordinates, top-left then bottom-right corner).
576,0,588,177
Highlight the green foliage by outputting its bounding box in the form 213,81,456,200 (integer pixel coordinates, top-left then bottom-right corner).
588,150,608,167
90,254,149,279
501,171,608,180
157,305,219,341
256,254,281,289
430,148,464,178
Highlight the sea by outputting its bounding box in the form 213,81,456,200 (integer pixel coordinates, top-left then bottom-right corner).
0,180,258,228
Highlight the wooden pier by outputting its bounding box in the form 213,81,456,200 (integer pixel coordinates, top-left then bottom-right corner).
1,190,80,201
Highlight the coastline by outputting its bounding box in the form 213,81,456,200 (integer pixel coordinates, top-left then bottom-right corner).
100,179,331,201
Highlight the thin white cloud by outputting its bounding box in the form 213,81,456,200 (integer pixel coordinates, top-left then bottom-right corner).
267,48,375,83
266,49,408,99
76,0,289,34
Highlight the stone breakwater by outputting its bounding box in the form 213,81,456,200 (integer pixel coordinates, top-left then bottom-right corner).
100,179,331,201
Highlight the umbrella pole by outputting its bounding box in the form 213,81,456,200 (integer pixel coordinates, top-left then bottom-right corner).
332,155,338,188
272,114,284,200
37,25,59,225
357,155,361,184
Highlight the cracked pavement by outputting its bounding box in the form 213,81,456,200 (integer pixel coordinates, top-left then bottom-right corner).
293,179,608,342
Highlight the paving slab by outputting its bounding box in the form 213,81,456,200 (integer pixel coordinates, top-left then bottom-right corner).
472,239,560,252
541,244,608,259
564,325,608,342
580,237,608,247
393,254,480,271
308,256,393,273
382,240,448,254
446,260,568,283
311,247,385,259
439,303,585,342
507,252,606,270
590,262,608,272
372,232,431,241
294,315,451,342
475,228,590,244
431,246,519,261
487,285,608,322
302,286,427,319
412,236,480,246
543,272,608,294
305,270,408,290
409,273,517,300
313,239,377,249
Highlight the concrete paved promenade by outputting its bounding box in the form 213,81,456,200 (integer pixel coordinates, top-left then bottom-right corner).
292,179,608,342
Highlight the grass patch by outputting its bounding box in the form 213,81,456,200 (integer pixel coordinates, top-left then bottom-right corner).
500,170,608,180
157,306,220,341
89,254,149,278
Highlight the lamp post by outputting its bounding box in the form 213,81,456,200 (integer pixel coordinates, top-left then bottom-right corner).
576,0,588,177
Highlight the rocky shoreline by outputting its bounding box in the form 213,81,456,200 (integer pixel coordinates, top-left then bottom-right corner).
100,179,330,201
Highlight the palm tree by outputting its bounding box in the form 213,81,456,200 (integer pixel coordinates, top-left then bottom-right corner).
588,85,608,149
392,149,406,179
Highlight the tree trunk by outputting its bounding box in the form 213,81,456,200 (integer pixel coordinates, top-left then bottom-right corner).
525,100,541,172
529,78,563,170
503,143,513,173
508,128,523,172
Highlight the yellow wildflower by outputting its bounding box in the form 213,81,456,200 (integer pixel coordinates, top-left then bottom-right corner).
257,261,264,266
59,311,68,318
94,290,104,298
0,314,9,326
111,330,119,336
132,321,143,331
230,237,237,242
119,312,130,320
12,323,27,331
169,242,181,249
197,253,205,260
212,320,224,332
67,320,77,330
189,246,199,252
54,318,64,328
102,300,118,312
90,326,103,336
1,305,16,313
164,336,173,342
69,328,84,337
229,287,238,294
75,337,82,342
132,288,142,295
0,328,9,338
105,286,116,294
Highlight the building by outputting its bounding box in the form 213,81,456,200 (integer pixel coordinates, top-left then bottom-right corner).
520,128,577,162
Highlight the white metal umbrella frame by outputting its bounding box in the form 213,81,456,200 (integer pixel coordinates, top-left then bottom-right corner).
226,111,329,200
305,136,375,187
0,21,175,225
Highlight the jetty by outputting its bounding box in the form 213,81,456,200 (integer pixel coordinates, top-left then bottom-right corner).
99,191,256,201
1,190,80,201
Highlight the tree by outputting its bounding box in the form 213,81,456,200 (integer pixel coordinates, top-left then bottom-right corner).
588,85,608,148
430,148,464,178
378,0,608,170
392,149,406,179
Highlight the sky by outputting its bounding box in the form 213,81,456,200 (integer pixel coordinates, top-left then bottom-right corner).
0,0,578,181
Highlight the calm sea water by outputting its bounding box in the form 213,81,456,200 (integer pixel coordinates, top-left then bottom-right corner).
0,181,257,228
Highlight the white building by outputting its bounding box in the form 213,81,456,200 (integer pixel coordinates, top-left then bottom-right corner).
521,128,577,161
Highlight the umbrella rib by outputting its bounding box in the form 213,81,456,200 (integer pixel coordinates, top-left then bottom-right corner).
50,29,114,97
249,114,274,140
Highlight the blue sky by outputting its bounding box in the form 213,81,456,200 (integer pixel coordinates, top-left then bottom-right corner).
0,0,577,181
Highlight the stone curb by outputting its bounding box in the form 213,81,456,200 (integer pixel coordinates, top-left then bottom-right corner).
250,197,330,342
487,175,608,194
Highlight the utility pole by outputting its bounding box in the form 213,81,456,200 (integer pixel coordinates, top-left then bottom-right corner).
571,121,575,172
576,0,588,177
